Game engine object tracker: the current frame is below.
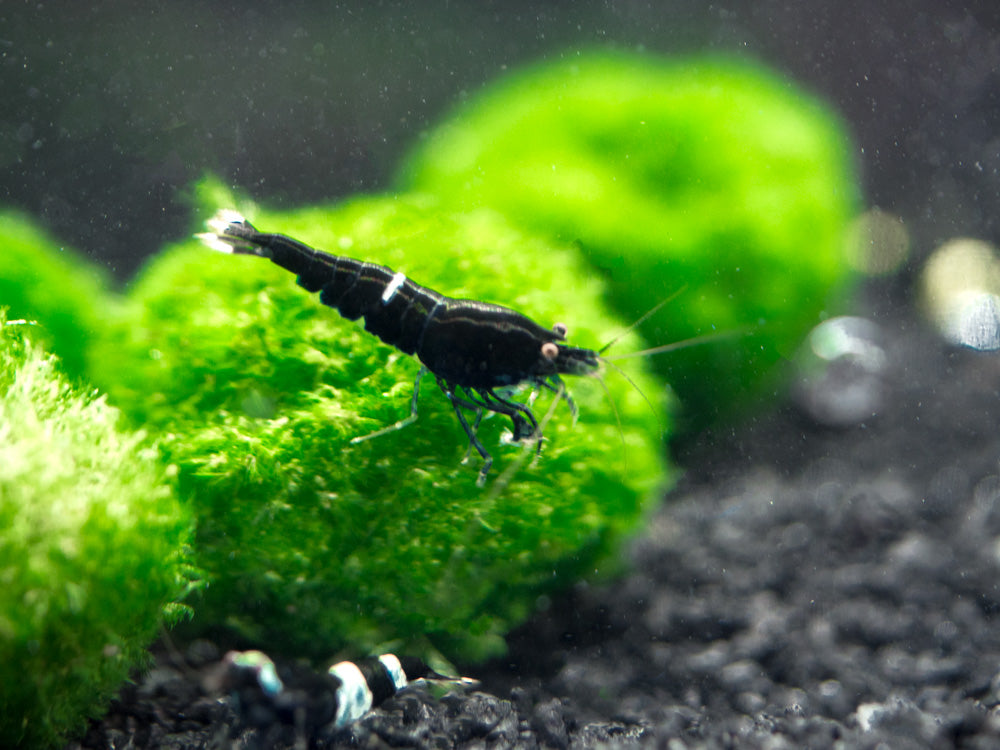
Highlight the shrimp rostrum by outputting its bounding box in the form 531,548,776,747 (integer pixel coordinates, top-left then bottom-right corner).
198,210,600,485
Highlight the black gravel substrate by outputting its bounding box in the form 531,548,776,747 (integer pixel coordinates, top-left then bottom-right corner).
66,306,1000,749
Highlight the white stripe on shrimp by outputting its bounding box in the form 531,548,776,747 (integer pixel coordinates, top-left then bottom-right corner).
378,653,408,691
381,271,407,303
329,660,374,727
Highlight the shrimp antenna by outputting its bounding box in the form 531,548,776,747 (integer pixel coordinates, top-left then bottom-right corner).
593,369,629,472
603,327,747,362
598,357,659,424
597,286,688,356
597,326,750,449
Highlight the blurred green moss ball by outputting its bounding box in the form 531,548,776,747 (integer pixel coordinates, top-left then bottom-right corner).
0,317,190,749
93,192,669,662
400,51,860,429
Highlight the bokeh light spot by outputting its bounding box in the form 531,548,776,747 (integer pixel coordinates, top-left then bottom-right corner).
844,208,910,275
921,237,1000,350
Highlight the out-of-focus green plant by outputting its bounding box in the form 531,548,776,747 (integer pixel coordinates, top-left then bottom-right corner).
91,187,669,662
0,211,112,382
0,314,192,750
400,51,860,429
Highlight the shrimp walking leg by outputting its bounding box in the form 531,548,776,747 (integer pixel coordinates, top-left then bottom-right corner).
443,386,492,486
350,367,428,444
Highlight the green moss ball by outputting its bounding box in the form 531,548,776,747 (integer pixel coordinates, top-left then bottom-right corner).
400,51,860,428
94,193,669,662
0,316,191,749
0,211,112,382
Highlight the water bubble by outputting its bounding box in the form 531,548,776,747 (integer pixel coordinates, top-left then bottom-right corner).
793,316,888,426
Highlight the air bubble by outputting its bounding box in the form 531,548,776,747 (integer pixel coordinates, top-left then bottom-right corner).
793,316,888,426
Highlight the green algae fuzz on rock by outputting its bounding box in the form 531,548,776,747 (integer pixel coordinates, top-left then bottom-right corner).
0,315,191,750
95,193,669,662
400,51,860,429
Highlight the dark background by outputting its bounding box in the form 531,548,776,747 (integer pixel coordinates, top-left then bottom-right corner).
2,1,998,279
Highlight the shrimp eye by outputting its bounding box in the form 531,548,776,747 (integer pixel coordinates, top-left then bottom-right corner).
541,342,559,360
552,322,568,338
